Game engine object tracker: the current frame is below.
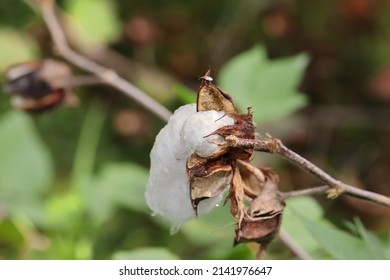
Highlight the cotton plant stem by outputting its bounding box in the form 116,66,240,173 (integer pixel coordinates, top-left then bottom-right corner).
36,0,172,122
226,135,390,208
279,186,329,200
68,75,104,88
278,230,312,260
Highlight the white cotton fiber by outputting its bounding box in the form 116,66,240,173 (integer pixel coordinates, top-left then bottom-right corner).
180,110,234,157
145,104,234,232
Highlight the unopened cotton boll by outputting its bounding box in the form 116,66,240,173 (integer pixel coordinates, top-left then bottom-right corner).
145,104,234,233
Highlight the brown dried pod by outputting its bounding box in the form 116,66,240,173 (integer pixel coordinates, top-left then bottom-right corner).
3,59,78,112
234,213,282,247
186,70,285,256
197,70,235,113
234,168,284,252
245,180,284,221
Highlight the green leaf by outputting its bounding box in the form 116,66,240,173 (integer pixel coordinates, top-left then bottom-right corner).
44,191,84,230
297,213,375,259
180,203,240,258
65,0,121,46
0,27,38,71
72,103,106,188
0,218,24,245
93,163,149,214
218,45,309,123
180,204,256,259
353,218,388,259
281,197,325,258
112,247,180,260
173,84,197,104
281,197,388,259
0,111,53,213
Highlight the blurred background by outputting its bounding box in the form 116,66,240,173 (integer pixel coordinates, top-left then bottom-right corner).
0,0,389,259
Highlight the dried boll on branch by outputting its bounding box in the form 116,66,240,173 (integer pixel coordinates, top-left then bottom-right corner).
3,59,79,112
146,70,285,254
186,72,256,214
234,160,284,254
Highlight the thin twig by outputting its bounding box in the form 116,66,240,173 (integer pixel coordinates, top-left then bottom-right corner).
226,135,390,208
68,75,103,88
278,230,312,260
35,0,172,122
279,186,329,200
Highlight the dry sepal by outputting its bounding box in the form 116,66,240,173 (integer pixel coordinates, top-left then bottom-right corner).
234,160,284,253
3,59,78,112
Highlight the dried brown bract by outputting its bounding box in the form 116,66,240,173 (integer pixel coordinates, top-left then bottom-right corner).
234,213,282,249
235,161,284,250
3,59,78,112
187,155,233,213
197,69,235,113
224,164,245,221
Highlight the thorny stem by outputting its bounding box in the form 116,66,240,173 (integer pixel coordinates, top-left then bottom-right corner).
226,135,390,208
36,0,172,122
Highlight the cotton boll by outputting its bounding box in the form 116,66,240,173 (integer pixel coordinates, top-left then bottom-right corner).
146,104,196,226
180,110,234,158
145,104,232,231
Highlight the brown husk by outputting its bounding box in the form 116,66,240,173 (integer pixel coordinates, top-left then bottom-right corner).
187,71,284,257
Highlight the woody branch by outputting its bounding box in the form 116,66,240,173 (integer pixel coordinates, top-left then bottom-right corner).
225,135,390,208
35,0,172,122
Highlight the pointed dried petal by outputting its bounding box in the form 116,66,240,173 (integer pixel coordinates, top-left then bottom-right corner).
197,71,235,113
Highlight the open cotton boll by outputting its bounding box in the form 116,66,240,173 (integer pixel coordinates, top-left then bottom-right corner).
180,110,234,157
145,104,233,233
146,104,196,227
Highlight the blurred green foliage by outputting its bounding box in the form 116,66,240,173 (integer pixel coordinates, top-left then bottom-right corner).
219,45,309,123
0,28,38,71
0,0,389,260
281,197,390,259
65,0,121,46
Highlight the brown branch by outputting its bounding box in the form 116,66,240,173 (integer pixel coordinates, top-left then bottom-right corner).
35,0,172,122
68,75,104,88
226,135,390,208
279,186,329,200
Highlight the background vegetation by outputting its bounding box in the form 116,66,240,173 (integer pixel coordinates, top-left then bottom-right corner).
0,0,389,259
